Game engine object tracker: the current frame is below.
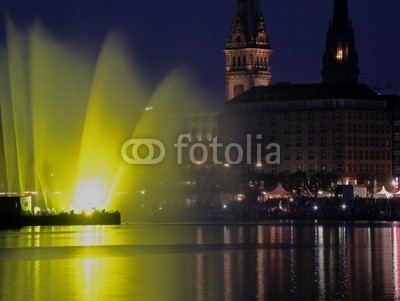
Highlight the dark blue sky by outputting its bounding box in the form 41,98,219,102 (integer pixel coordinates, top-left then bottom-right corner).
1,0,399,108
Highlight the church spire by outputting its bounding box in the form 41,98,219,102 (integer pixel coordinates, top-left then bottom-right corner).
321,0,360,84
224,0,272,100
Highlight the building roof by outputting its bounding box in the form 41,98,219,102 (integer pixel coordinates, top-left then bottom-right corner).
227,83,381,103
321,0,359,83
226,0,271,49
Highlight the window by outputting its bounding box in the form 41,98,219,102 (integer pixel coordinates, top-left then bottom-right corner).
309,164,315,173
284,113,290,121
296,151,302,160
336,44,343,61
321,150,327,160
348,124,352,133
308,150,315,160
270,131,276,141
347,151,352,159
270,115,276,126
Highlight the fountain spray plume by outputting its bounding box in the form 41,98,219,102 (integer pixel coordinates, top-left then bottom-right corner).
108,69,209,221
0,17,147,211
0,15,209,219
71,33,147,212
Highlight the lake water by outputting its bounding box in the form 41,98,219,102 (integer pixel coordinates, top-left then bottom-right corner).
0,221,399,301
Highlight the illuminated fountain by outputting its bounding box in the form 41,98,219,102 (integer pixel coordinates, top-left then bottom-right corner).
0,18,204,219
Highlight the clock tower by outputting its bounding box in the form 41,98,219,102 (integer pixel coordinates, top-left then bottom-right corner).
224,0,272,101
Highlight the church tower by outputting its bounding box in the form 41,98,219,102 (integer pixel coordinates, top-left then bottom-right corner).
224,0,272,101
321,0,360,83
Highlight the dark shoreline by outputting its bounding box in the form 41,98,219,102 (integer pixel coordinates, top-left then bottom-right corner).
0,211,121,229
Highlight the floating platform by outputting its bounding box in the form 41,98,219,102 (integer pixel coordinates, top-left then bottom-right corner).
0,196,121,228
0,211,121,228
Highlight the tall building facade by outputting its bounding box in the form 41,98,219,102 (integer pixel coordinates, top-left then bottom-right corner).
392,100,400,179
221,83,392,185
224,0,272,101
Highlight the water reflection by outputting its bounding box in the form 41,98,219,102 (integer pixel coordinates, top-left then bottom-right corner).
1,222,400,300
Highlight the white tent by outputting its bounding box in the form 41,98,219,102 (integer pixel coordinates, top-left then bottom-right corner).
265,183,291,199
374,186,393,199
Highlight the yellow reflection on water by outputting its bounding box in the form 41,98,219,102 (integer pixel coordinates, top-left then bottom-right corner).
3,224,400,300
81,258,100,300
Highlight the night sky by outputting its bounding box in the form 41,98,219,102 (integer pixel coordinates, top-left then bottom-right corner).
1,0,399,108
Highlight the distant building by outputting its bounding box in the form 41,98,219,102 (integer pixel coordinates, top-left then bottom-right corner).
183,112,218,145
388,97,400,179
220,0,394,188
221,83,392,185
